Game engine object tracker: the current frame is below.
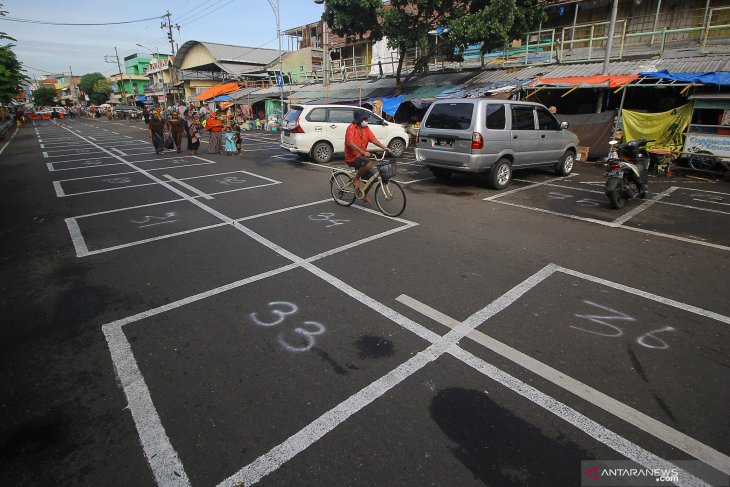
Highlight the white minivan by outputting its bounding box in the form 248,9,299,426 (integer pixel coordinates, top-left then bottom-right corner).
281,104,409,163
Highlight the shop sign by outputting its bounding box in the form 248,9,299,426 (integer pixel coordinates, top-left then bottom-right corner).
693,99,730,110
684,133,730,158
157,96,166,102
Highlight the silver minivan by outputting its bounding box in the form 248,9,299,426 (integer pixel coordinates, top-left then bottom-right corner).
415,99,579,189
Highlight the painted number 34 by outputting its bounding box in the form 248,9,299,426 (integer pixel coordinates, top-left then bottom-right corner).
249,301,326,352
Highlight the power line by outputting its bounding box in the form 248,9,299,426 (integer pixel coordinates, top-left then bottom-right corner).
172,0,222,24
179,0,239,28
0,14,163,26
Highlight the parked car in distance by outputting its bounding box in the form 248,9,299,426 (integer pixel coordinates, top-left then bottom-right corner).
281,104,409,163
415,99,578,189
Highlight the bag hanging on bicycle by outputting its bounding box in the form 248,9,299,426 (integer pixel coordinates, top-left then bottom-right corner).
378,161,397,180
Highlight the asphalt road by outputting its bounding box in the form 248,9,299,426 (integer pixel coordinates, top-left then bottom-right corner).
1,118,729,487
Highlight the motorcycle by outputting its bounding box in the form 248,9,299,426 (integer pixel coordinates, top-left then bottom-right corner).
604,138,650,209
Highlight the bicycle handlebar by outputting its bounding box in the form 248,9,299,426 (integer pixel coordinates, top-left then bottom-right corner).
369,152,388,161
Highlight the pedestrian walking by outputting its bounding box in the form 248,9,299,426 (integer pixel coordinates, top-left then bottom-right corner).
148,112,165,154
168,112,184,153
51,109,61,128
233,122,242,155
206,113,223,154
223,126,236,156
187,114,201,155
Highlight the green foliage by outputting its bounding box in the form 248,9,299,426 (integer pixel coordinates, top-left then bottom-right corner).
326,0,461,93
79,72,105,94
31,86,56,106
80,72,111,105
0,43,27,103
450,0,546,57
322,0,382,42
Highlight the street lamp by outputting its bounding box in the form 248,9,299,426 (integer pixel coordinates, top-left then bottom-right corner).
314,0,329,86
267,0,285,121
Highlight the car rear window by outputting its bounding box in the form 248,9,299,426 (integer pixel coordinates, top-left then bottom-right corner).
424,103,474,130
485,104,506,130
284,107,303,123
306,108,327,122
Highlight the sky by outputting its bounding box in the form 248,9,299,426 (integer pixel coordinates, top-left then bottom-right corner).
1,0,325,79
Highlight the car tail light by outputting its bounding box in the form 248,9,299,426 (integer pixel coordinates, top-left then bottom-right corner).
471,132,483,150
290,119,304,133
608,161,621,170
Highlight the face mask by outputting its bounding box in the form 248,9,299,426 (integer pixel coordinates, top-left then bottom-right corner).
360,120,368,127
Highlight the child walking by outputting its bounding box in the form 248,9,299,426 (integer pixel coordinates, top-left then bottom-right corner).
223,126,236,156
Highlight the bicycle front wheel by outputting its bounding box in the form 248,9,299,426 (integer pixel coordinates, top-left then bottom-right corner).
330,172,356,206
374,180,406,217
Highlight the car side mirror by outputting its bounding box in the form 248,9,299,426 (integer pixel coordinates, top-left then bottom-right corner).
382,121,388,126
560,121,569,130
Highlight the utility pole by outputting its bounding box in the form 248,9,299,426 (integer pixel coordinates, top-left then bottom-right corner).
161,11,180,103
105,47,128,105
597,0,619,113
68,65,76,104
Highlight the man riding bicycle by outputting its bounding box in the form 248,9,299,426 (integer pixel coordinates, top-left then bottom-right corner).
345,110,392,204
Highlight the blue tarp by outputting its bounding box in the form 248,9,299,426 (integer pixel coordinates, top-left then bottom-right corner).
640,70,730,86
210,95,233,102
378,95,406,116
136,96,147,102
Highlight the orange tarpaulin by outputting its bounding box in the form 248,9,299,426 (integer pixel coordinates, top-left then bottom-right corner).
536,75,639,88
192,82,240,101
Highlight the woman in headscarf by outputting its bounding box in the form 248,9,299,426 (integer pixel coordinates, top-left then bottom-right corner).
187,114,201,155
168,112,184,153
148,111,165,154
206,112,224,154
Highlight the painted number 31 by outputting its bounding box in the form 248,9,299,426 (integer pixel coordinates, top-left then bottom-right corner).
248,301,326,352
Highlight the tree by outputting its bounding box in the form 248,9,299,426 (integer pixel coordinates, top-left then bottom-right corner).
0,44,26,103
324,0,464,94
449,0,546,66
31,86,56,106
80,72,110,104
0,4,26,103
91,79,111,104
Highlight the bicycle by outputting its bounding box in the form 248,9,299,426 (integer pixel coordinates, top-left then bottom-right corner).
329,152,406,217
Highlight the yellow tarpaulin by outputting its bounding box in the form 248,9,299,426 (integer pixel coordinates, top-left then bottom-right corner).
621,104,692,151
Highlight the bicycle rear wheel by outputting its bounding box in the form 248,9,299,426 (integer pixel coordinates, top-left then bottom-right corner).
330,172,356,206
374,180,406,217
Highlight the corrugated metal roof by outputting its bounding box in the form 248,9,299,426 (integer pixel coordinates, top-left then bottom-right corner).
465,55,730,86
174,40,281,71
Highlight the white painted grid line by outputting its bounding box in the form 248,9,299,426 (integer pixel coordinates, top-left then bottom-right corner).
52,181,65,197
451,347,708,487
163,174,213,200
0,128,18,155
612,186,678,226
398,293,730,476
65,218,89,257
484,173,578,201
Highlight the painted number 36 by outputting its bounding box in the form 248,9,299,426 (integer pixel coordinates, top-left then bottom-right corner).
248,301,326,352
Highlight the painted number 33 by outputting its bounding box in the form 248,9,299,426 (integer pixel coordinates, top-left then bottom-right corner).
248,301,326,352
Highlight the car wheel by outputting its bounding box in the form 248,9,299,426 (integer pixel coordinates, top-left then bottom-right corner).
430,168,452,182
388,138,406,157
311,142,333,163
555,150,576,176
487,159,512,190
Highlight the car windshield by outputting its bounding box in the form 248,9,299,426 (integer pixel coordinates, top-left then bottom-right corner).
424,103,474,130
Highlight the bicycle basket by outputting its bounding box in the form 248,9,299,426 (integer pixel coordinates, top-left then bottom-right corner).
377,161,397,180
